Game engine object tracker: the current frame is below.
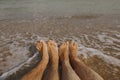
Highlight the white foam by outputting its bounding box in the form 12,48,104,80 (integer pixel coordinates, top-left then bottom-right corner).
9,44,28,54
78,44,120,67
0,32,120,80
115,34,120,38
97,34,114,44
97,34,107,42
97,33,120,44
0,52,39,79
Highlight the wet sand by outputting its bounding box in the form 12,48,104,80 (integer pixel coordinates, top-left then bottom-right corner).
0,14,120,80
0,14,120,36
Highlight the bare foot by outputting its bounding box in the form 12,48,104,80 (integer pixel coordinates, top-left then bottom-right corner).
47,40,59,64
59,42,81,80
42,40,59,80
36,40,49,60
69,41,78,60
36,40,43,52
59,42,69,62
22,40,48,80
69,41,104,80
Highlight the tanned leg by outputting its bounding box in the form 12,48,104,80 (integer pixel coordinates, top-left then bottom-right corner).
59,42,81,80
69,41,104,80
42,40,59,80
22,40,49,80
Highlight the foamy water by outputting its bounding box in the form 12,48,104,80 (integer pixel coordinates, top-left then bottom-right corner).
0,52,39,80
78,45,120,67
0,32,120,79
0,0,120,80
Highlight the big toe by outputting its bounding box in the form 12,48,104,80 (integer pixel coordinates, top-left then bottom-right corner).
51,40,57,47
70,40,74,47
60,42,66,49
48,40,57,48
74,42,78,48
36,40,43,50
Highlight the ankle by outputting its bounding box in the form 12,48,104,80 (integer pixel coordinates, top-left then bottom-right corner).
50,60,59,65
62,60,70,66
70,55,77,60
70,50,77,56
70,56,79,63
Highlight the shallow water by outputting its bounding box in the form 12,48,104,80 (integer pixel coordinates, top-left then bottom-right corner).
0,0,120,20
0,32,120,80
0,0,120,80
0,18,120,80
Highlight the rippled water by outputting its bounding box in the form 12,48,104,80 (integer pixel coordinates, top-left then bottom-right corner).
0,32,120,80
0,0,120,80
0,0,120,20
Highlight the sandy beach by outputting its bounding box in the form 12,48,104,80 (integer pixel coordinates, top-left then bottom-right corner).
0,0,120,80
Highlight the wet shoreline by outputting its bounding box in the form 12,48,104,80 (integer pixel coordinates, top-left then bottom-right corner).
0,0,120,79
0,14,120,80
0,14,120,36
